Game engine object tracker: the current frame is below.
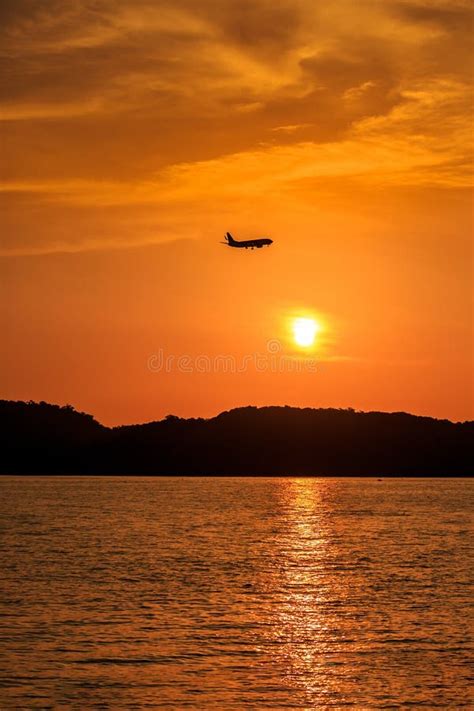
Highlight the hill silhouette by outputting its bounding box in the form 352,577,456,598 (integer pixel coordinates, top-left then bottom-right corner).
1,400,472,475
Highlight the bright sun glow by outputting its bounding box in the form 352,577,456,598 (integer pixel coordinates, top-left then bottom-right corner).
292,317,320,347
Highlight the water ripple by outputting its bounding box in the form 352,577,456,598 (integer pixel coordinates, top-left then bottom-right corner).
0,476,472,709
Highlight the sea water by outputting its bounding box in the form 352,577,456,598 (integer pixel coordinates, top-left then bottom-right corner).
0,477,472,708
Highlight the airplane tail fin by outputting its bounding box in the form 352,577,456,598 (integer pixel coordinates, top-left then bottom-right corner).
226,232,235,244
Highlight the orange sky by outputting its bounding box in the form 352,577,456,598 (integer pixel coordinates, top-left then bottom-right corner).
1,0,473,425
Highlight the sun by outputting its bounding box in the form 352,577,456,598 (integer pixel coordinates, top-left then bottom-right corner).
292,317,319,347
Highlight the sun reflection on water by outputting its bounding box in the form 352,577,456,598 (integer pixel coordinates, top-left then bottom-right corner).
254,477,367,706
260,479,335,703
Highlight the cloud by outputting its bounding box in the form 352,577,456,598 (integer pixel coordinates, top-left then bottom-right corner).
0,0,472,254
2,76,470,200
2,0,467,125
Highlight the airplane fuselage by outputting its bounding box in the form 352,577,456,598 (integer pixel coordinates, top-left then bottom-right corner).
224,232,273,249
232,238,272,249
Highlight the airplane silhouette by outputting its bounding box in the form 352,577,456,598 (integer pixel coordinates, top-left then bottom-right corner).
221,232,273,249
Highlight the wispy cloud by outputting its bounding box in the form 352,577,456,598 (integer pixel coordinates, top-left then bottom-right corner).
2,77,470,205
1,0,472,254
